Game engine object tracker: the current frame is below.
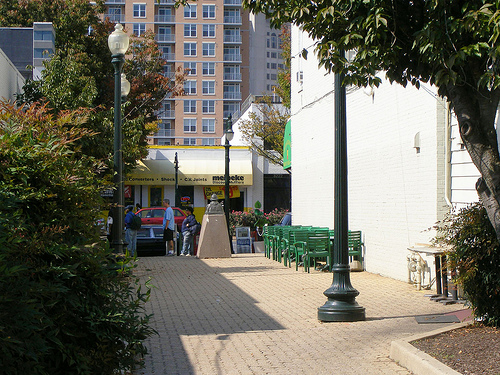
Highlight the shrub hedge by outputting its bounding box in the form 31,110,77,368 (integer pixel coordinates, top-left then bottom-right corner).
434,203,500,327
0,102,154,374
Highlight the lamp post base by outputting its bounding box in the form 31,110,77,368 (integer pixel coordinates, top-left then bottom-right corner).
318,299,366,322
318,264,366,322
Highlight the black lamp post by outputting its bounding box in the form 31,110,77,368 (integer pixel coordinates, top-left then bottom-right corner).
224,114,234,251
108,23,130,254
174,152,180,207
318,51,365,322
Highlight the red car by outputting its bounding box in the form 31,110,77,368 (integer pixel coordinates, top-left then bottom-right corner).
136,207,186,230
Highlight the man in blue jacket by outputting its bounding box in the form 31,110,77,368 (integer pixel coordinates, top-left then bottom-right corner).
180,206,197,256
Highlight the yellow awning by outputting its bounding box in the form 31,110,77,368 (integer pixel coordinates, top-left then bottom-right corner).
126,159,253,186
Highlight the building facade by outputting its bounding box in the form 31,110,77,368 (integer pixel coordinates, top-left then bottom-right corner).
0,22,54,81
102,0,284,146
290,27,480,283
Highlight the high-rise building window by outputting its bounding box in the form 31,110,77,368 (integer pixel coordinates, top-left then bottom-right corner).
184,138,197,145
133,23,146,36
202,24,216,38
202,4,216,19
184,24,197,37
183,119,197,133
184,100,197,113
106,6,122,23
133,4,146,18
34,48,53,58
202,42,216,56
202,100,215,113
202,81,215,95
202,62,215,75
184,42,197,56
202,138,216,146
184,4,197,18
184,80,197,95
202,118,215,133
184,62,197,75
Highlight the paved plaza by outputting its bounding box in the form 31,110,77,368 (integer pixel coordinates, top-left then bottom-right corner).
133,254,466,375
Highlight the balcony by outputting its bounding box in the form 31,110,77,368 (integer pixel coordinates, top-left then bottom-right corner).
105,0,125,4
162,53,175,61
155,34,175,43
155,0,176,4
154,15,175,23
158,110,175,119
223,73,242,81
223,54,242,62
223,34,241,43
104,14,125,23
223,92,242,100
224,0,242,5
223,16,242,24
153,129,175,138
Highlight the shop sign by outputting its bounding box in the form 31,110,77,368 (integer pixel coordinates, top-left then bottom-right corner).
203,186,240,199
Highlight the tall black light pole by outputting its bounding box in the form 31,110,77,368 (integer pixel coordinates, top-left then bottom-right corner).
318,51,365,322
108,23,130,254
224,114,234,251
174,152,180,207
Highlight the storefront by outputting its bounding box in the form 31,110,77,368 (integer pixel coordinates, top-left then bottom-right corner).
125,146,257,218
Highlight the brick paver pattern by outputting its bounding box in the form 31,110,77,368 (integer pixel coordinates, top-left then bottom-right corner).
133,254,463,375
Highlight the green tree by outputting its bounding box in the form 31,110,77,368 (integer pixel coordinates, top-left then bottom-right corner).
275,24,291,109
243,0,500,241
239,95,290,167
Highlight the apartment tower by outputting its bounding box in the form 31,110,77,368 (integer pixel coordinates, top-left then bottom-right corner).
102,0,283,146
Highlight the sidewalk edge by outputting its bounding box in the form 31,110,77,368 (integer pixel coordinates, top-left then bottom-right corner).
390,322,471,375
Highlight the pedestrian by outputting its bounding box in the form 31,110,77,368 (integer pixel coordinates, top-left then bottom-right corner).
162,198,175,256
124,205,138,256
135,202,142,212
181,206,197,256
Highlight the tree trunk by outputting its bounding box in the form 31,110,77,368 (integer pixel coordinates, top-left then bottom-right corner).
447,85,500,240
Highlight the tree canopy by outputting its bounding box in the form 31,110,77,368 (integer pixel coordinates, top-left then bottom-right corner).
239,95,290,167
243,0,500,240
0,0,185,176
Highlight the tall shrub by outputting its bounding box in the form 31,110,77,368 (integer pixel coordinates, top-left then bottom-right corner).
434,203,500,327
0,102,154,374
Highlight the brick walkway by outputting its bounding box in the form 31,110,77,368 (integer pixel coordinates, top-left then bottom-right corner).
133,254,464,375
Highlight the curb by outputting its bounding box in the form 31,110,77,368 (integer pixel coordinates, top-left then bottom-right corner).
390,322,471,375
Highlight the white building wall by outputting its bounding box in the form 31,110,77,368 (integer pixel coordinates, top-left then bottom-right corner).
291,28,454,281
0,48,24,101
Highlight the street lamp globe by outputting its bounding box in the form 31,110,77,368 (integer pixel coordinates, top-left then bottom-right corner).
108,23,129,56
121,73,130,97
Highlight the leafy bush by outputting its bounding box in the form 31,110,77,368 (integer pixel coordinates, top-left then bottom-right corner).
229,208,288,235
434,203,500,327
0,102,154,374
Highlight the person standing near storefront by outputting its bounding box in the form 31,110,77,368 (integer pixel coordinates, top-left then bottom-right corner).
162,199,175,256
180,206,197,256
124,205,138,256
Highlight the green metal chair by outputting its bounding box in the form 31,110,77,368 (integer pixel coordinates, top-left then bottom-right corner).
303,228,331,273
263,225,273,258
291,229,310,271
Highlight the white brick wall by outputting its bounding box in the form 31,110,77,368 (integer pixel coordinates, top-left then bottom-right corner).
291,28,455,282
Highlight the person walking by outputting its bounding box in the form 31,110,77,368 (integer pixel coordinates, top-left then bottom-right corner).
180,207,197,256
124,205,138,256
162,199,175,256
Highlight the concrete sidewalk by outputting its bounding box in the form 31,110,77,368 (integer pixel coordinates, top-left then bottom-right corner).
134,254,467,375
